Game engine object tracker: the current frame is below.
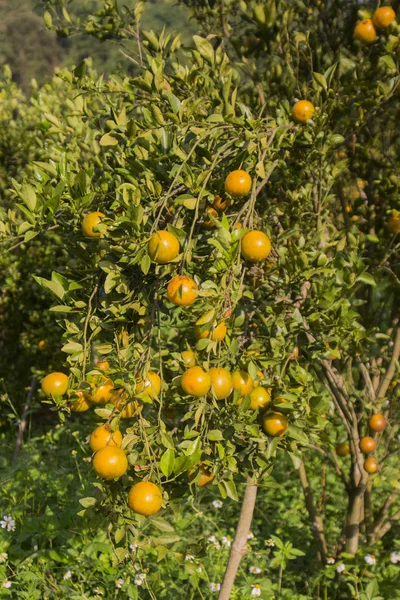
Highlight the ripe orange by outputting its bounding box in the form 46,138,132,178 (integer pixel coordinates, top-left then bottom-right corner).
42,372,69,397
241,230,272,262
167,275,198,306
89,425,122,452
232,370,254,397
212,195,231,212
96,359,110,372
136,371,161,399
203,207,219,228
90,376,114,404
354,19,377,44
93,446,128,480
364,457,378,474
128,481,163,516
181,366,211,397
359,436,376,454
336,442,350,457
37,339,47,351
387,215,400,233
209,368,233,400
292,100,315,123
224,170,252,197
248,387,271,410
373,6,396,29
263,412,288,437
197,470,215,487
195,311,227,342
82,212,105,237
181,350,197,367
368,414,386,432
121,401,143,419
148,230,180,264
70,390,91,412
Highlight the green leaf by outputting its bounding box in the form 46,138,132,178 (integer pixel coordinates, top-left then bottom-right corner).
160,448,175,477
208,430,224,441
193,36,214,64
100,133,118,146
150,516,174,532
356,272,376,286
79,497,97,508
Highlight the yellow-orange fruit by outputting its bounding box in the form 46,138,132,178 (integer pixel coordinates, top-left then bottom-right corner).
292,100,315,123
128,481,163,516
248,387,271,410
224,170,252,197
181,350,197,367
373,6,396,29
368,414,386,432
364,457,378,474
241,230,272,262
263,412,288,437
93,446,128,480
82,212,105,237
181,366,211,397
148,230,180,264
89,425,122,452
167,275,198,306
209,367,233,400
359,436,376,454
232,370,254,397
354,19,377,44
336,442,350,457
70,391,91,412
42,372,69,397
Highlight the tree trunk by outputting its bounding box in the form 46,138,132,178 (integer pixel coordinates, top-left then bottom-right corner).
298,460,328,563
12,376,37,462
345,488,364,555
218,477,258,600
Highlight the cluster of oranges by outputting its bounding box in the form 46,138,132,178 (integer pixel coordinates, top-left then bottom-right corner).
354,6,396,44
335,413,387,474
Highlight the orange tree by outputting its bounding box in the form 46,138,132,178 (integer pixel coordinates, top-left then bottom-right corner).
1,0,400,596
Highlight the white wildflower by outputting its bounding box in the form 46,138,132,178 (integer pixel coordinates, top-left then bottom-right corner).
221,536,232,547
336,563,346,573
364,554,376,566
134,574,145,586
247,531,254,540
212,500,223,509
2,580,11,589
390,551,400,564
129,543,138,552
185,554,195,561
249,566,262,574
210,582,221,592
0,553,7,563
63,571,72,580
251,584,262,596
0,516,15,532
94,588,103,595
115,578,124,588
265,538,275,547
326,557,335,565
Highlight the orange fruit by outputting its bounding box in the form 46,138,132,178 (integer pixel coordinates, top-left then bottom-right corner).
148,230,180,264
212,195,231,212
42,372,69,397
263,412,288,437
364,457,378,474
37,340,47,351
368,414,386,432
373,6,396,29
336,442,350,457
203,207,219,228
292,100,315,123
209,367,233,400
248,387,271,410
387,215,400,233
70,390,91,412
121,401,143,419
195,311,227,342
232,370,254,397
128,481,163,516
354,19,377,44
359,436,376,454
93,446,128,480
167,275,198,306
82,212,105,237
136,371,161,399
241,230,272,262
96,359,110,372
224,170,252,197
181,366,211,397
90,376,114,404
89,425,123,452
197,470,215,487
181,350,197,367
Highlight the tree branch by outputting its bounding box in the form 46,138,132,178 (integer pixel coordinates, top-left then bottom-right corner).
298,460,327,563
218,478,258,600
376,327,400,399
12,376,37,462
